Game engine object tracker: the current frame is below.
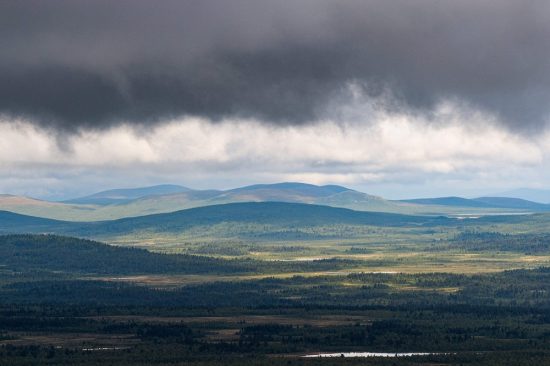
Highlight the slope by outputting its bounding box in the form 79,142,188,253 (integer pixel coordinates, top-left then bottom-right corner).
72,202,457,240
0,210,73,233
0,234,250,275
400,196,550,211
0,183,532,221
400,197,495,208
474,197,550,210
64,184,191,205
496,188,550,204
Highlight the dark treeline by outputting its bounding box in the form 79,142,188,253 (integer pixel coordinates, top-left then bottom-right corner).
0,234,247,275
0,234,357,275
4,268,550,308
2,234,550,365
428,231,550,254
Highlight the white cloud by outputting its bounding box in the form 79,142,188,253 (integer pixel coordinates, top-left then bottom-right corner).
0,99,548,199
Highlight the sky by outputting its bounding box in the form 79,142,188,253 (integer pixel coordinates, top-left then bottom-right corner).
1,0,550,200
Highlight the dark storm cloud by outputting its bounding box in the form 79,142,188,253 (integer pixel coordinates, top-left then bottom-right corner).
1,0,550,132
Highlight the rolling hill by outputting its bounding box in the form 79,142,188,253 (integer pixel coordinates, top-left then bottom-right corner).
81,201,455,235
474,197,550,210
400,196,550,211
0,182,539,221
0,203,542,261
496,188,550,204
400,196,494,208
0,183,402,221
222,182,349,200
0,194,94,220
0,234,251,275
0,202,457,239
0,210,73,233
64,184,191,205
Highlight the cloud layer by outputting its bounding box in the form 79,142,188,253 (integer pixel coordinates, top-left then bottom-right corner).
1,0,550,132
2,99,549,199
2,1,550,198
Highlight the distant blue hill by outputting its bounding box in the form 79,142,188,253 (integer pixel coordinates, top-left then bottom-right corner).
399,197,494,208
496,188,550,204
400,196,550,211
4,182,545,221
473,197,550,210
0,182,394,220
64,184,191,205
227,182,350,197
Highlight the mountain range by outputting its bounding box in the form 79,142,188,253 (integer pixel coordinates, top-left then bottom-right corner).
0,182,549,222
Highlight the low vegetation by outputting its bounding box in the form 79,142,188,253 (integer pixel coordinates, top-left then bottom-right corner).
2,205,550,365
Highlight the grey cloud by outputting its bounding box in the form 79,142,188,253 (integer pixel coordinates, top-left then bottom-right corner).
1,0,550,132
